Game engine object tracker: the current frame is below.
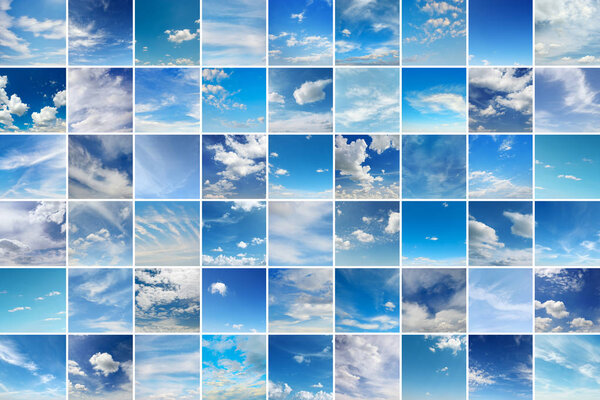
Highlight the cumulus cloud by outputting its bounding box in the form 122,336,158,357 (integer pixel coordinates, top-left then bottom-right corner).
89,352,120,376
535,300,569,319
164,29,198,43
209,282,227,296
293,79,332,105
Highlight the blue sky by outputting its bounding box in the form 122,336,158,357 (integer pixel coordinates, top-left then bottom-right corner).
269,335,333,400
135,135,199,199
135,268,200,333
469,335,532,400
135,68,200,132
68,201,132,266
269,134,333,199
469,0,532,65
0,0,65,65
536,135,600,198
202,0,265,65
403,135,466,198
469,201,533,266
269,268,333,333
69,135,132,199
402,268,466,332
402,0,466,65
335,135,400,199
0,335,65,399
135,335,200,399
0,68,65,132
69,268,132,333
469,268,532,333
135,0,199,65
402,335,466,400
402,201,466,266
335,201,399,266
269,68,332,132
469,68,532,132
469,135,532,199
269,0,332,65
536,335,600,400
202,335,266,400
0,135,65,198
536,268,600,332
203,268,266,333
69,0,132,65
68,335,132,399
135,201,200,266
335,68,399,132
335,0,399,65
202,201,266,266
403,68,466,132
203,134,266,199
536,201,600,266
0,201,65,266
0,268,64,332
202,68,265,132
335,268,399,332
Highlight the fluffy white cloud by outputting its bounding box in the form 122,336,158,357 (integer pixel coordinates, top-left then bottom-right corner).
209,282,227,296
384,212,400,234
369,134,400,154
469,215,532,266
293,79,332,105
89,352,120,376
164,29,198,43
503,211,533,239
535,299,569,319
68,360,86,376
352,229,374,243
268,381,292,399
570,317,594,331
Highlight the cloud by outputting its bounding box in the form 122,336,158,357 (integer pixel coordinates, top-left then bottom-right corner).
269,381,293,399
89,352,120,376
352,229,374,243
407,91,465,116
68,360,86,377
164,29,198,43
384,301,396,311
535,300,569,318
7,306,30,312
469,215,532,266
502,211,533,239
384,212,400,234
293,79,332,105
469,366,495,387
469,170,532,198
570,317,594,331
209,282,227,296
558,174,582,181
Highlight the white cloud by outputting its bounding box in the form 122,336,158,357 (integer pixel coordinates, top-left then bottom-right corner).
557,174,582,181
164,29,198,43
268,381,292,399
89,352,120,376
535,299,569,318
293,79,332,105
209,281,227,296
369,135,400,155
570,317,594,331
16,16,65,40
268,92,285,104
68,360,86,376
384,301,396,311
503,211,533,239
352,229,374,243
384,212,400,234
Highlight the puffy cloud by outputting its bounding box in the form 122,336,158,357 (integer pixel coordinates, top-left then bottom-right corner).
268,91,285,104
434,335,465,354
535,316,552,331
384,212,400,234
209,282,227,296
469,215,532,266
293,79,332,105
352,229,374,243
335,236,352,250
16,15,65,39
503,211,533,239
570,317,594,331
164,28,198,43
369,135,400,154
89,352,120,376
535,299,569,318
68,360,86,376
268,381,292,399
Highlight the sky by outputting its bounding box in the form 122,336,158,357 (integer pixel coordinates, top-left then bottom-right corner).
203,134,266,199
68,0,132,65
469,201,533,266
68,68,132,132
535,268,600,333
68,201,132,266
269,335,333,400
269,0,333,65
469,68,532,132
68,268,132,333
535,201,600,266
402,68,466,132
335,0,399,65
68,334,132,400
202,335,266,400
135,268,200,333
269,68,333,132
68,135,132,199
403,135,466,198
469,135,532,199
269,134,333,199
0,0,65,65
402,201,466,266
0,201,65,266
0,68,65,132
0,335,65,400
135,68,200,132
335,335,399,400
202,68,266,132
402,335,466,400
135,335,200,399
402,268,466,332
269,201,333,266
202,201,266,266
202,0,265,65
269,268,333,333
0,135,65,198
469,335,532,400
335,201,400,266
335,134,400,199
402,0,466,65
469,0,532,66
335,268,399,332
0,268,65,332
135,135,199,199
135,201,200,266
203,268,265,333
469,268,532,333
135,0,199,66
335,68,399,132
536,335,600,400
